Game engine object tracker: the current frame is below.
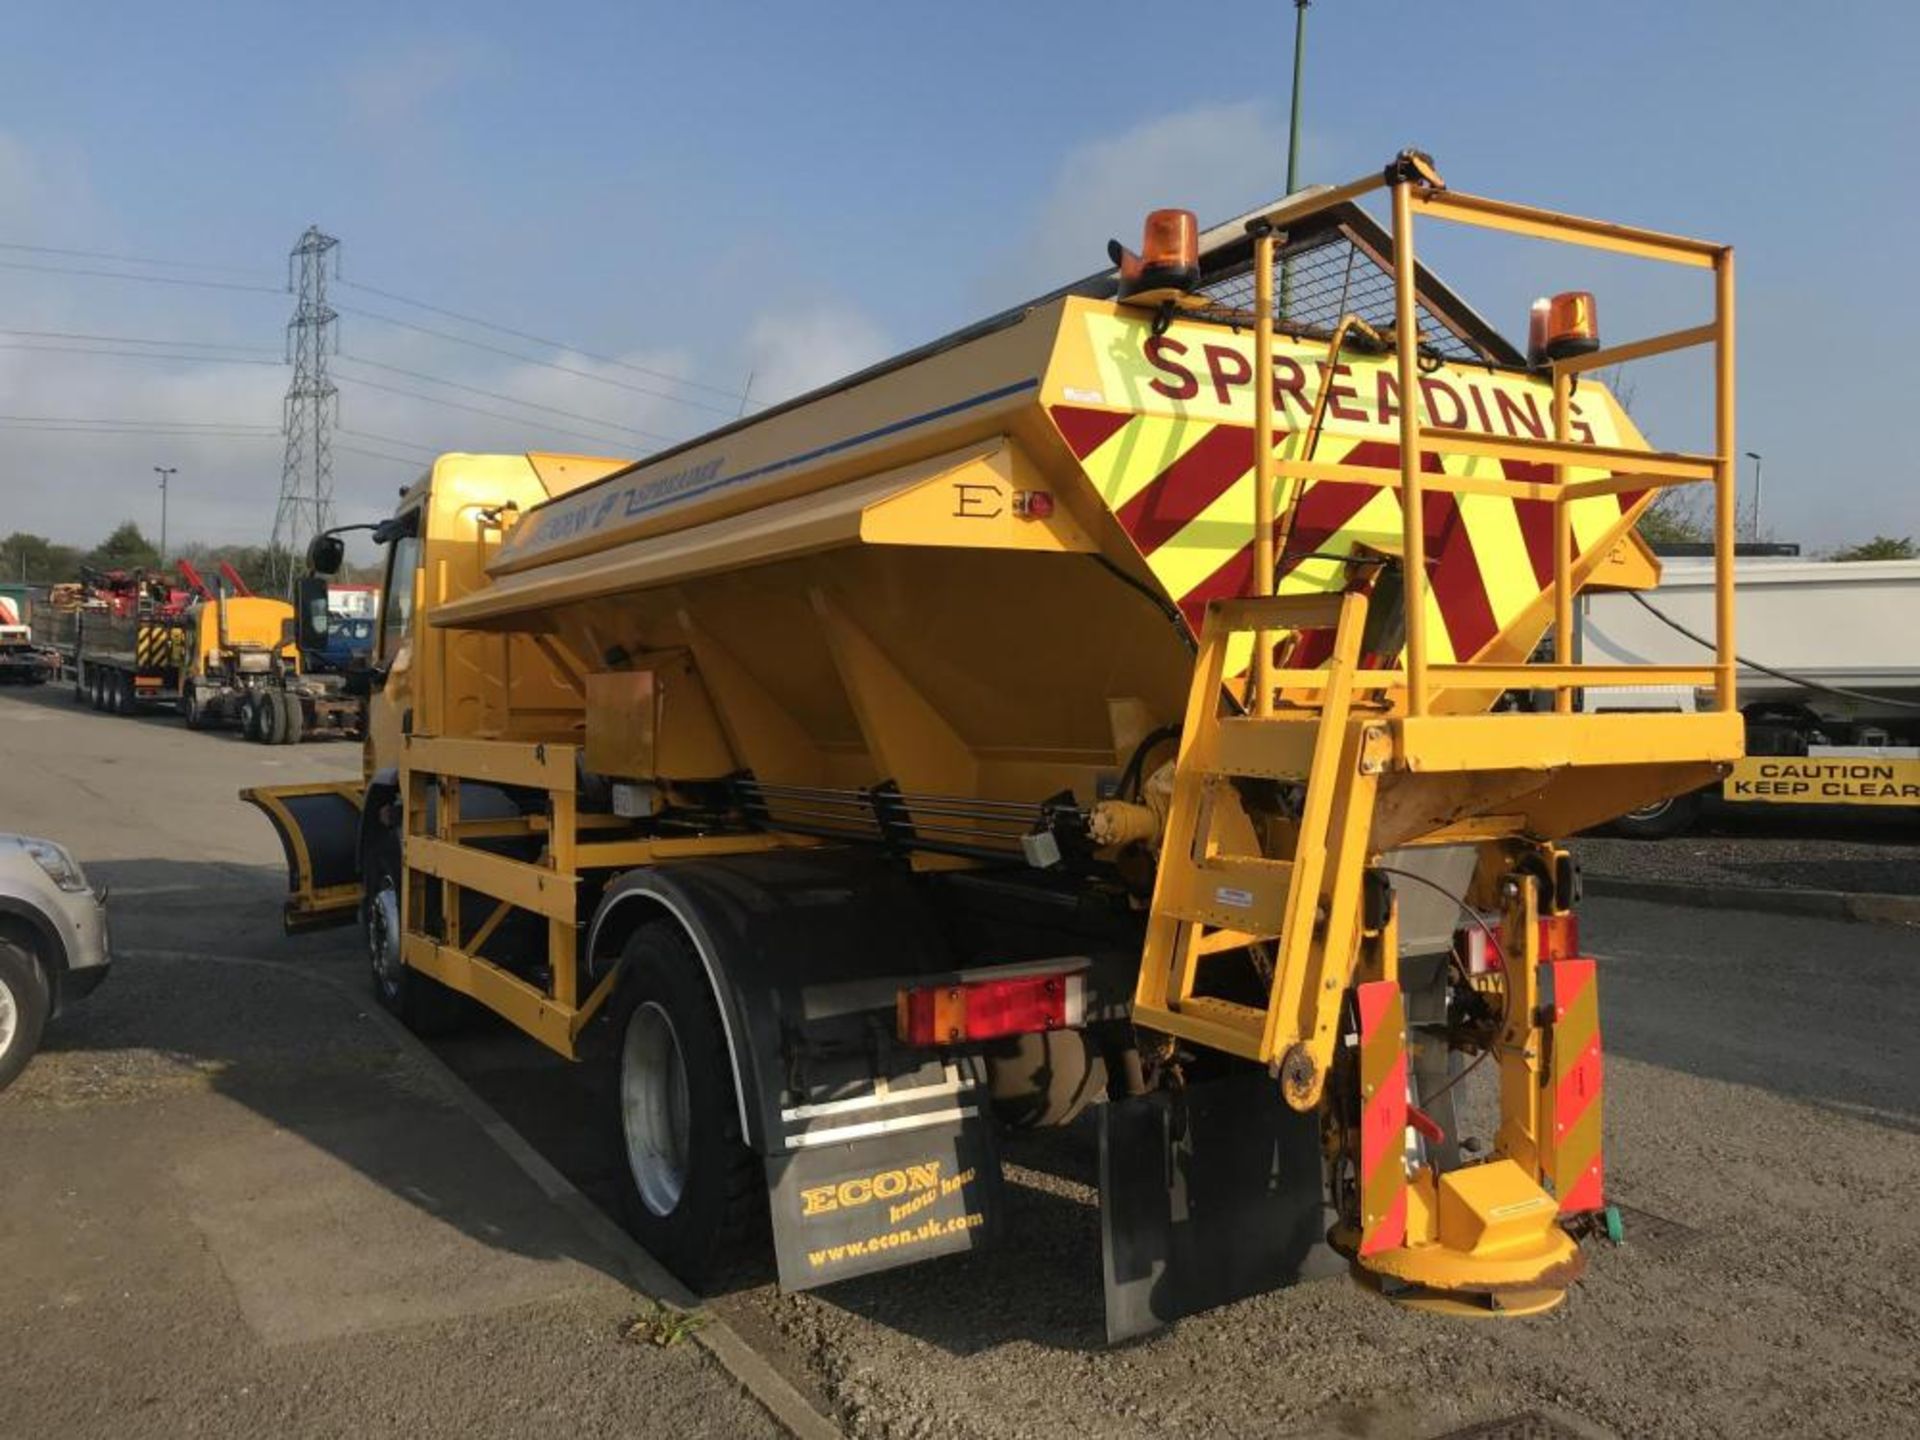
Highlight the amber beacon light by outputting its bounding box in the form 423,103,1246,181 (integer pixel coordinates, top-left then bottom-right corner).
1109,208,1200,301
1544,289,1600,361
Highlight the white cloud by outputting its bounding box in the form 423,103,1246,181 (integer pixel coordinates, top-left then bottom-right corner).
740,301,891,407
341,35,498,134
979,101,1295,306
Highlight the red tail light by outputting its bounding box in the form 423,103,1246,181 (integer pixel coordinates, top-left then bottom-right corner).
896,973,1082,1046
1453,912,1581,974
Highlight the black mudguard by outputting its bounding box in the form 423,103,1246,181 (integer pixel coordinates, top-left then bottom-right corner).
1099,1069,1343,1342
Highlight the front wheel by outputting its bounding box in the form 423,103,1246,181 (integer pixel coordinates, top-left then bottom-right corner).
183,683,212,730
609,921,764,1289
0,937,50,1093
363,835,467,1035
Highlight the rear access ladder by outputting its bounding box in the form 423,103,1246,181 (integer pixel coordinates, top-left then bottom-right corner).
1133,589,1389,1113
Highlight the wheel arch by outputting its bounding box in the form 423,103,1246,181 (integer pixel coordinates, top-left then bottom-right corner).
586,876,761,1149
0,898,63,977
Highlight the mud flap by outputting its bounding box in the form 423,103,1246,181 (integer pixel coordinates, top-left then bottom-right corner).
238,782,364,932
766,1115,1004,1290
1100,1069,1341,1342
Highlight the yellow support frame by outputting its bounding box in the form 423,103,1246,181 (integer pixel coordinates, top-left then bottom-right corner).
397,732,800,1058
1238,155,1738,723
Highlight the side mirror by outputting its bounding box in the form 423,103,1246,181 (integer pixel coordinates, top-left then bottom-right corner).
307,534,346,576
295,575,331,652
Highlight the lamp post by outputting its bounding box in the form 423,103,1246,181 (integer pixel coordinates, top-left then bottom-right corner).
1279,0,1310,319
153,466,177,563
1744,451,1763,541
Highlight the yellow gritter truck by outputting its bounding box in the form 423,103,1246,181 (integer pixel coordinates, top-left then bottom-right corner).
245,152,1744,1337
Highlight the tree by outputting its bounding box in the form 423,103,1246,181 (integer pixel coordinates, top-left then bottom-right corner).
0,532,84,584
85,521,162,573
1635,491,1710,547
1830,534,1916,562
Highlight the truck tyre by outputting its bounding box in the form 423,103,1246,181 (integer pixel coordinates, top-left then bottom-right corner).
261,690,286,745
609,921,763,1289
108,672,127,714
183,683,212,730
1611,790,1702,840
0,937,50,1094
364,834,467,1035
276,691,304,745
88,671,104,710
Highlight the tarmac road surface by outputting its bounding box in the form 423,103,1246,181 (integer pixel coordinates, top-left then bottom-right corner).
4,682,1916,1439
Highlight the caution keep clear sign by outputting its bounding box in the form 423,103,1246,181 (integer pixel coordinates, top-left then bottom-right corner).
1724,757,1920,807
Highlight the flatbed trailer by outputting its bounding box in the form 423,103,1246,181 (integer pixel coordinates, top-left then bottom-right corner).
245,152,1744,1338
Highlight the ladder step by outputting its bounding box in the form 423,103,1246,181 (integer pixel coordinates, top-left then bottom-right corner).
1157,856,1294,933
1206,715,1324,780
1131,995,1268,1061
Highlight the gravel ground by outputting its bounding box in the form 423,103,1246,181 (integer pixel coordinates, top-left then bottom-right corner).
1574,808,1920,897
710,900,1920,1440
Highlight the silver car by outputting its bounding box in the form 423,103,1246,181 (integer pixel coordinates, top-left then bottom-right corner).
0,834,110,1091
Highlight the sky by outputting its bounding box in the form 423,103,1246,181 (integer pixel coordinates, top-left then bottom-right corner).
1,1,1915,562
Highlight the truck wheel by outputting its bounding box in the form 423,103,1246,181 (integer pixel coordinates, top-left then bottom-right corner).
610,921,763,1289
87,672,103,710
108,672,127,714
1611,790,1702,840
0,937,50,1094
364,835,467,1035
276,691,304,745
183,684,211,730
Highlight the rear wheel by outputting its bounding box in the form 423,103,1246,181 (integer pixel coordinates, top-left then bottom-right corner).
610,921,763,1289
364,833,467,1035
0,937,50,1094
1611,790,1702,840
275,691,304,745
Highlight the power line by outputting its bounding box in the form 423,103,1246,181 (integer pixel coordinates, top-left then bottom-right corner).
337,277,748,403
0,412,279,430
338,426,440,456
0,340,283,366
0,239,273,279
0,326,280,353
337,301,740,417
337,352,678,444
0,257,283,294
338,372,648,453
335,441,429,470
0,422,279,438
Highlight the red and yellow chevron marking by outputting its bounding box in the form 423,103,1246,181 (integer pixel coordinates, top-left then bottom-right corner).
1546,958,1604,1214
1045,308,1652,677
1052,404,1645,668
1356,979,1408,1256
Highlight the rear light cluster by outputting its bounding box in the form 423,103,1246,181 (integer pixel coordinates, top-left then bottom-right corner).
896,973,1083,1047
1453,911,1581,975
